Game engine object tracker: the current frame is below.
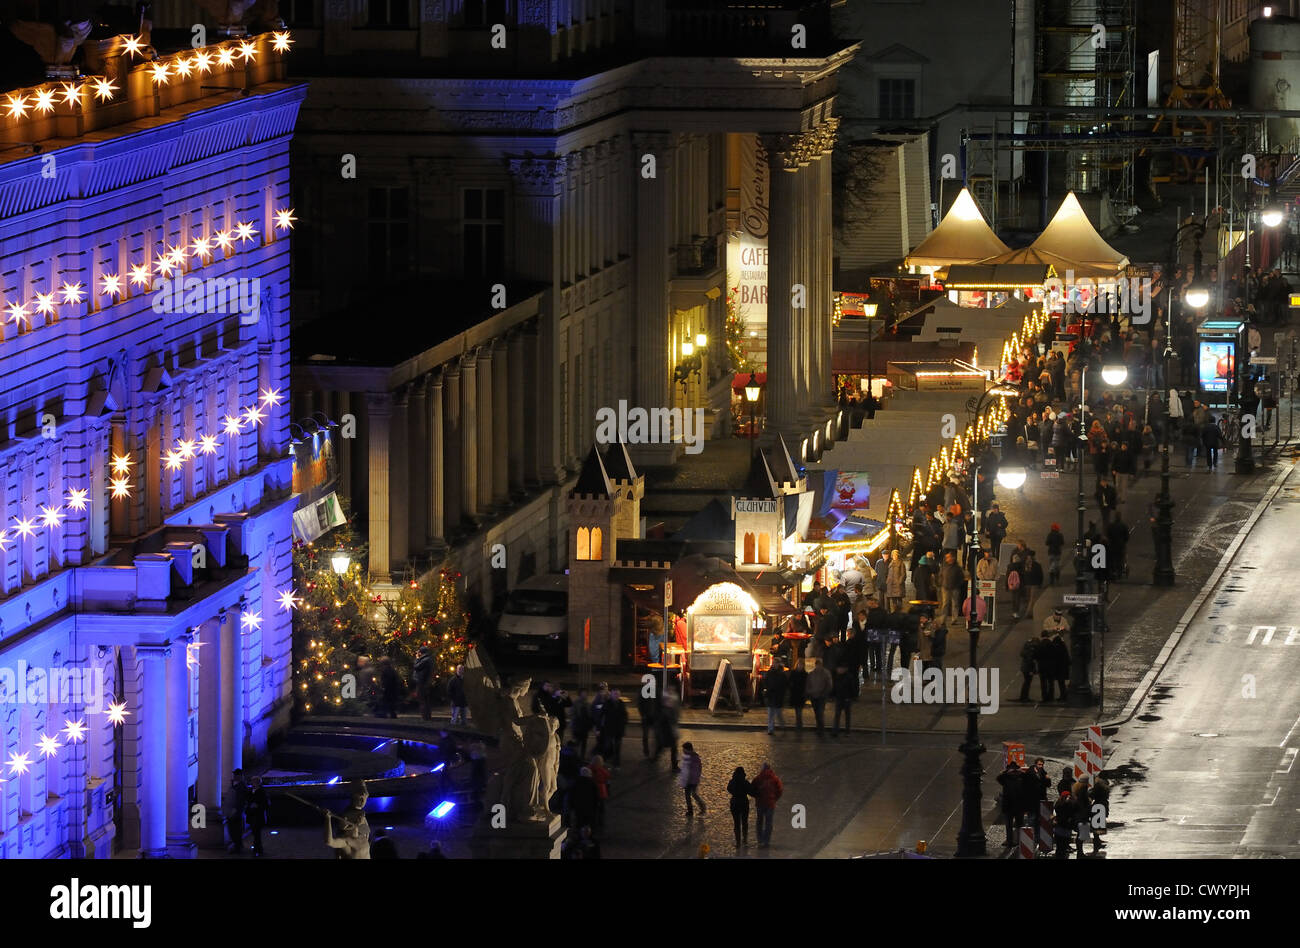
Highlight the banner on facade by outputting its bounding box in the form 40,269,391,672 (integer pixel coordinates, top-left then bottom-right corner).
292,491,346,543
831,471,870,510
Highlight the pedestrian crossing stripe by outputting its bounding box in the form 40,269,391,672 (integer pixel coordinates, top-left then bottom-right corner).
1206,625,1300,645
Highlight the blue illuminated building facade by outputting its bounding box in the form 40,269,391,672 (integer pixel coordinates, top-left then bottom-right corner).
0,27,303,857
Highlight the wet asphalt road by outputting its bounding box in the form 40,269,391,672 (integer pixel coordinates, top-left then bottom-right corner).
1097,457,1300,858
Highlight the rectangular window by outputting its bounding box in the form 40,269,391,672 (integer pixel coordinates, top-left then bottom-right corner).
879,78,916,120
367,0,410,27
367,187,410,277
462,187,505,278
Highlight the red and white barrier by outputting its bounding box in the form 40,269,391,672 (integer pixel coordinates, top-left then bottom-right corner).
1019,825,1036,859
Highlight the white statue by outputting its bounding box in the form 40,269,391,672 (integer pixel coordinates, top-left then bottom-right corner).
464,649,560,823
322,785,371,859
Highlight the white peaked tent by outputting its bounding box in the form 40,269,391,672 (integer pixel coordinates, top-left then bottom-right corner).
904,188,1011,269
1031,191,1129,274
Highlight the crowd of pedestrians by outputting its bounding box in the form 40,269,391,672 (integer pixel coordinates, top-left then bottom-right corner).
997,757,1110,858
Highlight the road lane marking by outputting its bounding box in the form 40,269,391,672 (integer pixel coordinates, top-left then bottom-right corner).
1282,713,1300,749
1278,748,1298,774
1262,626,1276,645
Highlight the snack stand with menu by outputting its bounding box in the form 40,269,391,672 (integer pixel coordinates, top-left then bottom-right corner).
686,582,761,677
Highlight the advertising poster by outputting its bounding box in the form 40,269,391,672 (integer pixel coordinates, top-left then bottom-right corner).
832,471,870,509
1199,342,1234,392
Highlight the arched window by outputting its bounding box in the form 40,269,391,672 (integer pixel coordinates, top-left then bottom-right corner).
757,532,771,564
576,527,591,561
590,527,603,561
742,532,756,564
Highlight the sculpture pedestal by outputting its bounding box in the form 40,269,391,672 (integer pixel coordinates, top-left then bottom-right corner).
468,815,566,859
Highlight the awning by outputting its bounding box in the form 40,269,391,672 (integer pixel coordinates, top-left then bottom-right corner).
752,589,799,616
943,263,1054,289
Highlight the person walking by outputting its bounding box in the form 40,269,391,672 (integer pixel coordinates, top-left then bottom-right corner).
937,551,965,624
885,549,906,613
1044,524,1065,585
679,742,706,817
448,664,468,725
589,754,611,830
1070,775,1094,858
1202,414,1223,470
1094,476,1117,529
787,660,808,732
751,762,783,848
997,761,1024,846
727,766,756,846
1021,552,1045,618
1049,631,1070,700
1090,776,1110,854
762,661,789,734
603,690,628,766
1107,514,1130,580
804,658,832,737
570,766,600,830
1016,636,1039,702
376,658,401,719
412,646,435,721
571,689,593,758
245,775,269,857
984,503,1008,559
654,690,680,771
1053,790,1076,859
224,769,249,854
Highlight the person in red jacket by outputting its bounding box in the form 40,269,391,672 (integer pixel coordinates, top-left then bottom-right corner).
750,762,784,848
589,754,611,830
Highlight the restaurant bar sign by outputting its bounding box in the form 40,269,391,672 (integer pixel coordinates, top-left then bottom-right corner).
735,499,778,513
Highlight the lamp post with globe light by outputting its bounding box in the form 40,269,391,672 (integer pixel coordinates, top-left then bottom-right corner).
956,379,1022,858
330,550,351,593
864,301,880,415
744,372,762,456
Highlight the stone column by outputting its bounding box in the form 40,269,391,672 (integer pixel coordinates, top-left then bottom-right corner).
408,379,428,558
632,131,676,414
443,363,463,535
461,353,479,521
219,608,241,782
796,152,811,415
523,327,542,485
476,346,494,515
195,615,223,847
763,134,801,440
165,630,195,856
428,371,444,547
817,118,839,411
507,332,526,493
137,643,170,858
390,387,410,569
366,392,392,583
492,338,509,506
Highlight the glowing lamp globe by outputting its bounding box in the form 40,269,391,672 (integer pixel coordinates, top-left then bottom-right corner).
1101,365,1128,386
330,552,351,576
996,466,1026,490
1261,205,1284,228
1184,284,1210,309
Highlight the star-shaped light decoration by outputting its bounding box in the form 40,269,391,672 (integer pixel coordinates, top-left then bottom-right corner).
277,588,302,612
106,700,130,726
153,254,175,277
272,31,293,52
193,50,213,73
0,530,9,552
100,273,123,298
240,610,262,632
62,719,86,743
62,82,85,106
214,229,234,252
35,292,56,317
235,221,257,244
109,477,132,499
128,263,152,288
190,236,211,261
217,46,235,67
66,488,88,511
242,405,266,427
177,438,196,459
5,94,29,119
36,734,61,758
33,88,56,114
199,434,218,455
260,387,283,407
163,450,183,472
173,56,194,78
6,752,32,776
39,505,64,529
122,35,144,57
166,246,186,269
59,282,84,305
6,301,28,327
110,453,132,476
222,415,242,436
14,517,36,538
274,208,297,232
238,40,257,62
185,641,201,669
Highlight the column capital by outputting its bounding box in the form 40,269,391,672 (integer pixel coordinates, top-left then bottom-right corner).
760,132,811,172
813,117,841,156
135,643,172,660
508,156,566,196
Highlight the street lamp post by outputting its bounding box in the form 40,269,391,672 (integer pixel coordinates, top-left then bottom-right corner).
330,550,351,593
1154,286,1178,586
956,379,1020,859
864,301,879,416
744,372,762,456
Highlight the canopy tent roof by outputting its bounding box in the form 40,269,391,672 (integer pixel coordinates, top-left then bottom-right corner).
1031,191,1129,272
969,245,1121,281
903,188,1010,269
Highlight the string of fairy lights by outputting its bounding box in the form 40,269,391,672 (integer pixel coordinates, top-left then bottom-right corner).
0,386,309,781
